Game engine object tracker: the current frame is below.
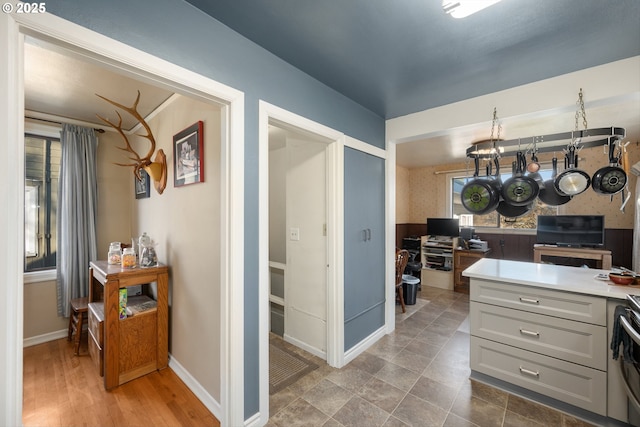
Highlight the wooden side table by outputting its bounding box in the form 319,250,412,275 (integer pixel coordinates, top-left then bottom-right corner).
533,244,612,270
89,261,169,390
454,249,491,294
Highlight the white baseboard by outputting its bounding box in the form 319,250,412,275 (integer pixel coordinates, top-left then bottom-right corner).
244,411,262,427
283,334,327,360
23,329,68,347
343,325,386,365
168,355,223,423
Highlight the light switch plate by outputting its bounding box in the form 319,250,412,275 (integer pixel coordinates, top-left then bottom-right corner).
290,227,300,241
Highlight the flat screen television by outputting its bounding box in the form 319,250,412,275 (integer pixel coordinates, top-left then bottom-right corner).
426,218,460,238
536,215,605,248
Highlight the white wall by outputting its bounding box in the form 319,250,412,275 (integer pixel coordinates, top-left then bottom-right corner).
269,142,287,266
285,138,327,356
269,142,287,306
268,129,329,355
387,56,640,142
96,131,134,256
23,280,67,339
131,94,222,401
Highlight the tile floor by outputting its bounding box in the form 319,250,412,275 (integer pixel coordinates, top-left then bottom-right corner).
267,286,596,427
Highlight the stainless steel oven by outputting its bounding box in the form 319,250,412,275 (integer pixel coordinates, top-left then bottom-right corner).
618,295,640,426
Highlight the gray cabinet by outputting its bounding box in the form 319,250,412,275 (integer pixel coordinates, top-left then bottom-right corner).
471,303,607,370
470,279,607,415
343,147,385,351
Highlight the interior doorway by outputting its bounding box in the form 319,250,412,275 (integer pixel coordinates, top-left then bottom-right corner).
258,101,345,424
4,12,245,426
268,123,329,356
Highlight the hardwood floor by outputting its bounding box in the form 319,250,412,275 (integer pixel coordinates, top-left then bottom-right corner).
23,336,220,427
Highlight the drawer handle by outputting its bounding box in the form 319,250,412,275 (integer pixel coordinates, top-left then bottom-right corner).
519,366,540,378
519,328,540,337
519,297,540,305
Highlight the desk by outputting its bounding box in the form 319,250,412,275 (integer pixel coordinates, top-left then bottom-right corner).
533,245,612,270
89,261,169,390
453,249,491,294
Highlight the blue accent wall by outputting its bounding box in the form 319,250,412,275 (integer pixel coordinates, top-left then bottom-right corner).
46,0,385,420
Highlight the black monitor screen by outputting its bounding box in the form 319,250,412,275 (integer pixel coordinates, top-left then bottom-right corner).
427,218,460,237
536,215,605,248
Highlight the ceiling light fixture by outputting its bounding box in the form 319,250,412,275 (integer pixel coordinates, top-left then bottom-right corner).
443,0,503,18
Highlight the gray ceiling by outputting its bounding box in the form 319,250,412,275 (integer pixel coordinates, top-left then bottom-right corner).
22,1,639,168
184,0,640,119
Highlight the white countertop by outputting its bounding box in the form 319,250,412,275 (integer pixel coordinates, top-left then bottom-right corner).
463,258,640,300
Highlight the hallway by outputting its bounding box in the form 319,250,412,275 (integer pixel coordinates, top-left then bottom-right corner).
268,287,595,427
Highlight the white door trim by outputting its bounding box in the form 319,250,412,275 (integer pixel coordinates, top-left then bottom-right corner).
258,100,345,425
2,12,245,427
0,14,25,427
344,135,386,159
385,140,397,334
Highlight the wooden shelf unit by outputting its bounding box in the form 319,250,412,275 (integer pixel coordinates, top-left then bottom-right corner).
89,261,169,390
533,244,612,270
420,236,457,291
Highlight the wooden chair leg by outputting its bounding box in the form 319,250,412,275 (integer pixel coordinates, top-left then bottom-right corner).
74,311,84,355
397,286,406,313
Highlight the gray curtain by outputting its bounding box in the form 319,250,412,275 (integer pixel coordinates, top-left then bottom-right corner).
56,124,98,317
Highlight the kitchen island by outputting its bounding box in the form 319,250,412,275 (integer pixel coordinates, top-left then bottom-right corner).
463,258,639,425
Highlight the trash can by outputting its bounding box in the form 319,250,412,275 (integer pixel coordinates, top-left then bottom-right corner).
402,274,420,305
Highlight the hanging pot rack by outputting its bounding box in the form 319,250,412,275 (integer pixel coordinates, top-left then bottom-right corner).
460,92,630,216
466,126,626,159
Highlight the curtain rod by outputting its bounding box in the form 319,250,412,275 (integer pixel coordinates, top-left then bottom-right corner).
25,115,105,133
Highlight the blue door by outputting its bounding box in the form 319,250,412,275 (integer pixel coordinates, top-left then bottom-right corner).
343,147,385,351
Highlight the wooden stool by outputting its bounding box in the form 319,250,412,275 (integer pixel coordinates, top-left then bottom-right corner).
67,297,88,355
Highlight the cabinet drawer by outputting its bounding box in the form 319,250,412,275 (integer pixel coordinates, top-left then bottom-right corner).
88,302,104,346
471,302,607,370
470,279,606,325
471,336,606,415
89,331,103,377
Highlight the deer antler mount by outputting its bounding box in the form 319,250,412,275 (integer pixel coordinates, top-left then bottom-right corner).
96,90,167,195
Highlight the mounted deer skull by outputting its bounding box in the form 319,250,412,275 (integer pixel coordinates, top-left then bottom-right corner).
96,90,167,194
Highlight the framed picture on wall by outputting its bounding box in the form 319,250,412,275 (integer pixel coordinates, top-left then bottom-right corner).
135,168,150,199
173,121,204,187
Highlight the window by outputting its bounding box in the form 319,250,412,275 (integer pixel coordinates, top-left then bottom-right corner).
452,167,557,229
24,134,61,272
